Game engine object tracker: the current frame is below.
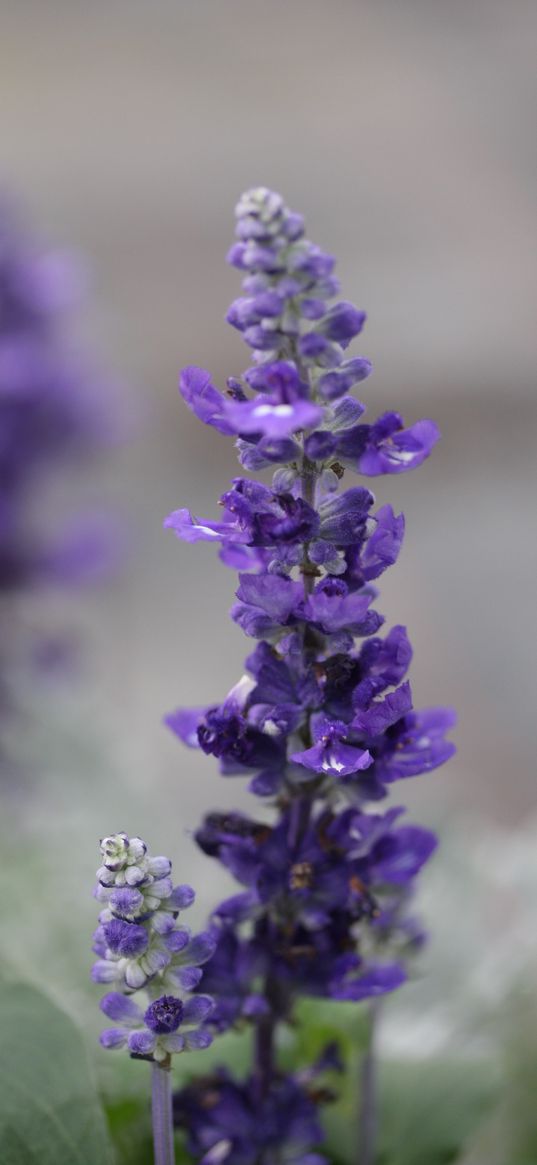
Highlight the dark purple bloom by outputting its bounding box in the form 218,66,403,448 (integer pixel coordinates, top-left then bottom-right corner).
145,995,184,1034
339,411,441,475
317,487,374,546
304,577,380,636
174,1068,328,1165
232,573,303,637
291,714,372,778
371,706,457,784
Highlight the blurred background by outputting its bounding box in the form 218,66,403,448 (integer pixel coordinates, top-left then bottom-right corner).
1,0,536,1157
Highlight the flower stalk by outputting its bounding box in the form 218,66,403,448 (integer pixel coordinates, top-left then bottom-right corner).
152,1061,175,1165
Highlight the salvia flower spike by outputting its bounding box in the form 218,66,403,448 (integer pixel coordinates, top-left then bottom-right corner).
93,832,215,1165
165,187,455,1163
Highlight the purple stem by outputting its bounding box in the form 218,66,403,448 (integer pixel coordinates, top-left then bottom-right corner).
253,1010,275,1101
151,1062,175,1165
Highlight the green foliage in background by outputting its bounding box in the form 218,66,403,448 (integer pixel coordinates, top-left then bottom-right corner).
2,981,535,1165
0,982,114,1165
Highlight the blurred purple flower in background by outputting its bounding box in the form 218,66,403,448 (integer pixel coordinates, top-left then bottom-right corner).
0,194,125,761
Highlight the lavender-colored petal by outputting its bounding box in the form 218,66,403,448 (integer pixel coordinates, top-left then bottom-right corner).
170,966,204,990
181,931,217,965
99,1028,128,1049
166,883,196,910
223,396,323,439
184,1029,213,1050
164,508,249,545
179,366,235,435
334,962,406,1001
182,995,214,1025
352,682,413,736
164,707,206,748
359,414,441,476
128,1029,156,1055
100,992,143,1025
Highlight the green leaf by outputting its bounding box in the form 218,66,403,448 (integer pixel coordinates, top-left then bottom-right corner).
377,1056,497,1165
0,982,115,1165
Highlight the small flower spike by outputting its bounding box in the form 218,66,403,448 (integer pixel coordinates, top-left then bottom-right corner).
93,833,215,1062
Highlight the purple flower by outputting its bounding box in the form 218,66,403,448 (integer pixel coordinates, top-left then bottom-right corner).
165,187,456,1153
93,832,216,1052
0,197,124,746
291,714,372,778
304,578,380,636
339,411,441,475
174,1067,329,1165
99,990,213,1061
371,706,457,784
223,395,322,439
232,573,303,638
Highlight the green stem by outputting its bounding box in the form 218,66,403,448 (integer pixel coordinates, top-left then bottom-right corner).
357,1001,380,1165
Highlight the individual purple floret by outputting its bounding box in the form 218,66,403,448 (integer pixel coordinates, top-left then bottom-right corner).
165,187,455,1161
100,991,213,1060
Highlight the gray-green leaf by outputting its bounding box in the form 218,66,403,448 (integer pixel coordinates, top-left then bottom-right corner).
0,983,115,1165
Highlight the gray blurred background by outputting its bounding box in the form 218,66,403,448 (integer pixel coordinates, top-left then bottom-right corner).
1,0,536,1055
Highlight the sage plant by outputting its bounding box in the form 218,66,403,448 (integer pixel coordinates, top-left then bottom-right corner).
164,187,455,1163
93,832,215,1165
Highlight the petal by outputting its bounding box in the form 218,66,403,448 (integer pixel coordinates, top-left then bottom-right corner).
180,931,216,966
165,927,191,954
164,707,206,748
161,1033,185,1054
182,995,214,1025
184,1029,213,1051
100,992,143,1025
166,884,196,910
179,366,234,435
99,1028,127,1050
91,960,119,984
169,966,203,990
128,1029,156,1055
124,963,149,989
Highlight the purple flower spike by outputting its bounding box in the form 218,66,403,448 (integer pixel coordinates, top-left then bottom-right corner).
162,187,456,1155
93,833,215,1065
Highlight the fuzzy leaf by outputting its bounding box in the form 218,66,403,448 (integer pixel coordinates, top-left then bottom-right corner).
0,983,115,1165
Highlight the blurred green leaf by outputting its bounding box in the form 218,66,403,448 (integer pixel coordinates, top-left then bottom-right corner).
377,1056,497,1165
0,982,115,1165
